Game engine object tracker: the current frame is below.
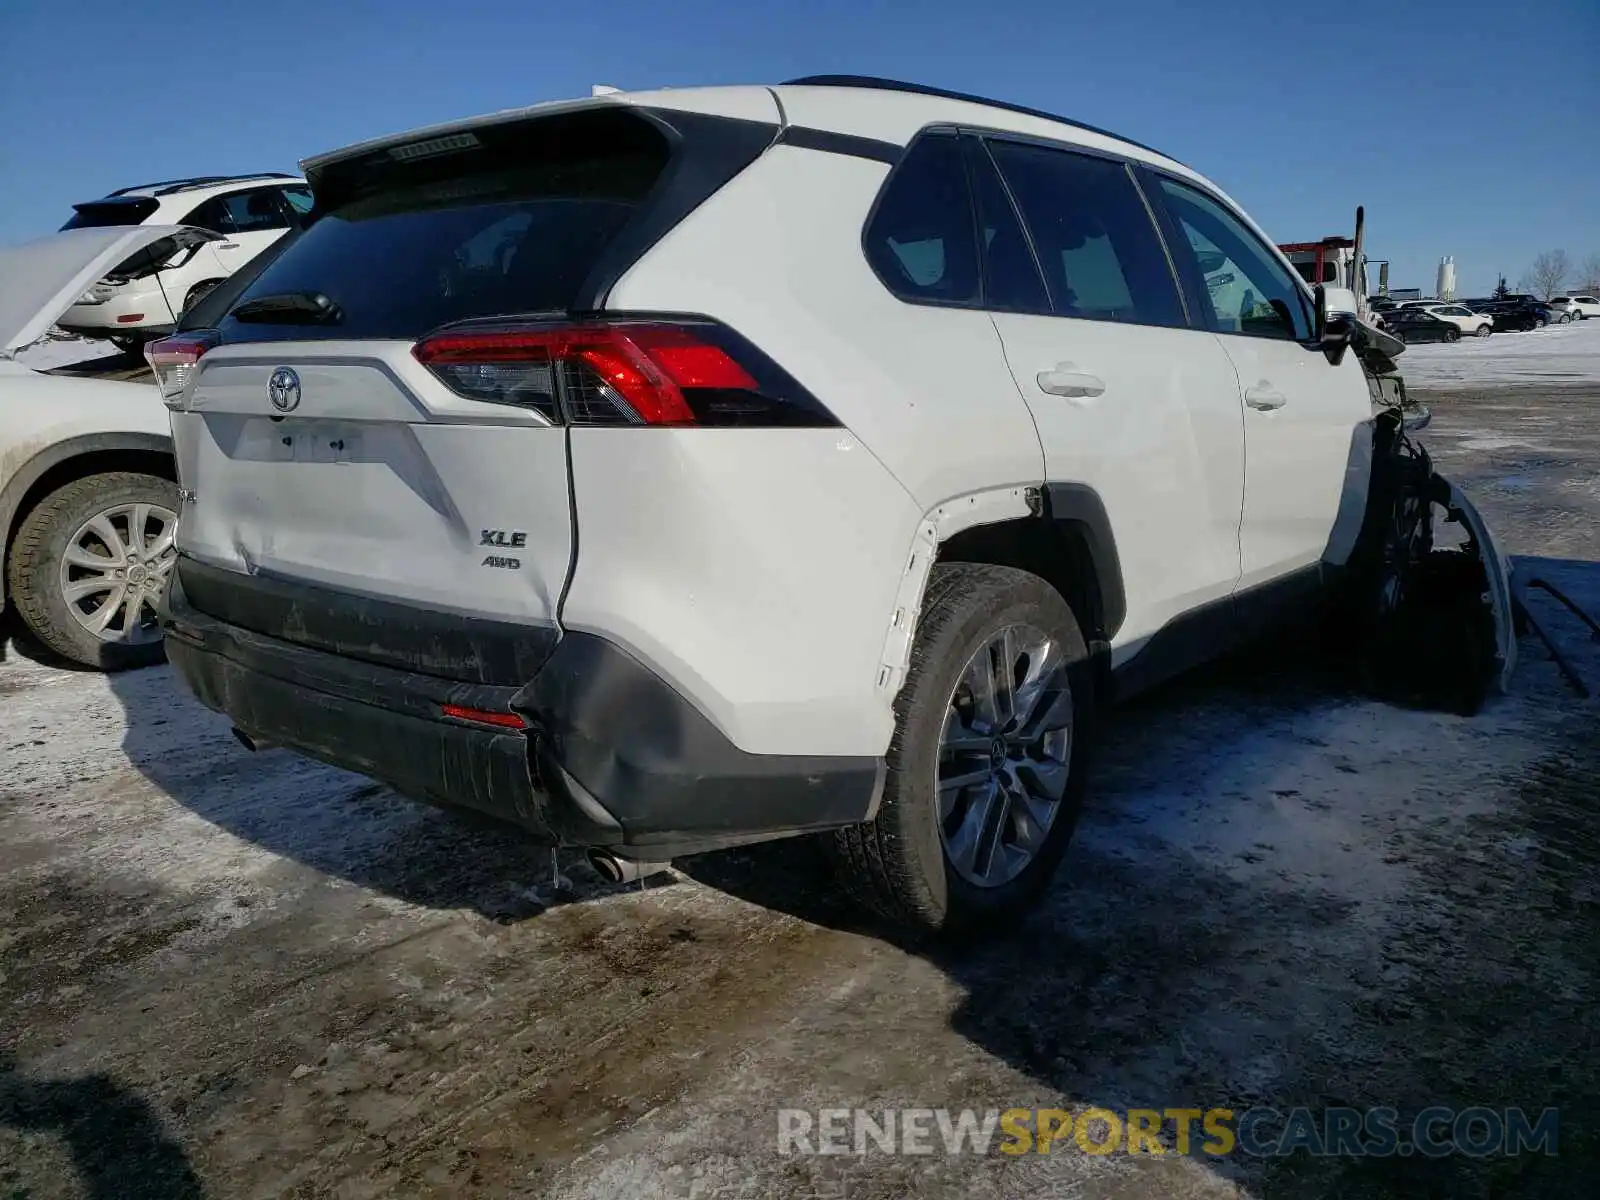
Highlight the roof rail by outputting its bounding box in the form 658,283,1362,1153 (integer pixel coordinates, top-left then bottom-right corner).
106,171,298,198
780,75,1172,161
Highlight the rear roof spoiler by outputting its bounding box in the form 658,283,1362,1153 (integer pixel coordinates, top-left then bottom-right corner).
301,96,616,177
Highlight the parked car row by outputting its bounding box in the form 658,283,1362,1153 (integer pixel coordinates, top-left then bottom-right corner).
1367,291,1593,342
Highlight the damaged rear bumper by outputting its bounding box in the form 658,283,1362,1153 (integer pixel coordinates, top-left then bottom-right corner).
162,560,881,857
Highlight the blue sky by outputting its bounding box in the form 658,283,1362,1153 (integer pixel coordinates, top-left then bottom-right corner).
2,0,1595,295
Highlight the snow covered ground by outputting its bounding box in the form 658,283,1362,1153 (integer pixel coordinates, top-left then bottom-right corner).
1398,315,1600,387
2,376,1599,1198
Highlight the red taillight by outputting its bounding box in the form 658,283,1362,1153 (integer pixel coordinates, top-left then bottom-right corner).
440,703,528,730
146,331,220,404
412,318,834,428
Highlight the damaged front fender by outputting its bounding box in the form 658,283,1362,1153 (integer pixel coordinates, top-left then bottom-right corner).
1439,476,1518,695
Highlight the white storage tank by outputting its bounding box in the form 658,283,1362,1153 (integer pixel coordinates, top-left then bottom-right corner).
1436,257,1457,302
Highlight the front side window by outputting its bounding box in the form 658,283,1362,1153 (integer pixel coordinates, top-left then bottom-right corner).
986,140,1184,327
180,197,233,234
216,189,292,233
863,134,980,306
1156,178,1311,341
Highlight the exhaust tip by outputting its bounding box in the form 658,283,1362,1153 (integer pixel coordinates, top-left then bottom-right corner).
586,849,625,884
231,727,274,753
586,849,668,885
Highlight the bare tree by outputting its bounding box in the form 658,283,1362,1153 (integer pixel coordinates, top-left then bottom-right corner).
1576,253,1600,296
1521,249,1572,300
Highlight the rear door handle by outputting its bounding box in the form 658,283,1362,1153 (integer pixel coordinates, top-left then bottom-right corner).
217,242,239,250
1036,365,1106,398
1245,385,1287,411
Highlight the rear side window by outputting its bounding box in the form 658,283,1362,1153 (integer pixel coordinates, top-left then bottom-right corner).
965,140,1050,312
216,109,674,342
60,196,159,230
863,133,980,306
985,140,1185,328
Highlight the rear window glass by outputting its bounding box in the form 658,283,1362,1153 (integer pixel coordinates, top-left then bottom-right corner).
216,110,672,342
60,197,159,230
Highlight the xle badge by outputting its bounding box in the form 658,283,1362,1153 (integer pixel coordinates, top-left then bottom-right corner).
480,529,528,548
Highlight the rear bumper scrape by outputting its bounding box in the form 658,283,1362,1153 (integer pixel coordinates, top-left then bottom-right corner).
164,566,882,856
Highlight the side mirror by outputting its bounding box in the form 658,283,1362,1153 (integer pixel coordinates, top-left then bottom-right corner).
1315,284,1359,365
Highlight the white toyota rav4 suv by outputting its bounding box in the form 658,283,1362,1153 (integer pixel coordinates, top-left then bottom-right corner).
151,77,1440,932
57,174,311,349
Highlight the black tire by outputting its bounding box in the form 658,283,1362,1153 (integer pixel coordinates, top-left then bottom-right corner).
6,471,178,671
1475,324,1492,337
829,563,1092,935
109,333,146,354
1445,328,1461,343
183,279,223,313
1536,318,1548,329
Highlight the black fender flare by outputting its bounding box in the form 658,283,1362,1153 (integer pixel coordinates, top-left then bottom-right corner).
1041,483,1127,639
0,431,174,611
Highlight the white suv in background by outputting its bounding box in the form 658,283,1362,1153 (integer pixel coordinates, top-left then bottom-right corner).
152,78,1407,933
1549,295,1599,321
1419,303,1494,337
56,174,311,349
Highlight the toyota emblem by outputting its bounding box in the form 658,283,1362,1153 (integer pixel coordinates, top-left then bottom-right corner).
267,367,301,413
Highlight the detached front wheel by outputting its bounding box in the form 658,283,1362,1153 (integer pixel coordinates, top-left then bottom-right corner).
831,563,1092,935
6,472,179,670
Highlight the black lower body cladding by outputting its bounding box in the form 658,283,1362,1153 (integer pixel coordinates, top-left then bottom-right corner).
163,561,882,856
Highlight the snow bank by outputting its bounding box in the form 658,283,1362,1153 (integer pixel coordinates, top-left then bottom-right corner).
1399,318,1600,388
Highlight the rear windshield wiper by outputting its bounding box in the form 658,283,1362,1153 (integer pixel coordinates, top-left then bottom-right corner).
232,291,344,325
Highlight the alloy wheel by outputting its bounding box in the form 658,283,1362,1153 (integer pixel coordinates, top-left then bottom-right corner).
57,502,178,645
936,623,1073,888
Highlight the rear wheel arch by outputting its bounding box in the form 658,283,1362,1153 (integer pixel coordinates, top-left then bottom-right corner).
929,484,1125,706
0,433,175,612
